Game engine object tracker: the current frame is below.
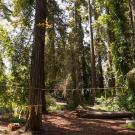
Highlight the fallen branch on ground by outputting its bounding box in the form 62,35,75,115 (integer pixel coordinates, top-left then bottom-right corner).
76,109,133,119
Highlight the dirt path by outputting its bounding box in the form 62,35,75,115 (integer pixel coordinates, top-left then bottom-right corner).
0,111,135,135
43,111,135,135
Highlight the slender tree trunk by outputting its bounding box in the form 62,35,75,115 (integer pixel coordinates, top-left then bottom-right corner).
88,0,96,89
45,0,56,89
50,17,56,85
106,7,115,88
129,0,135,44
131,0,135,36
93,0,104,89
26,0,47,132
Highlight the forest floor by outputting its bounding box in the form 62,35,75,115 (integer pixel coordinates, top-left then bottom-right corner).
1,111,135,135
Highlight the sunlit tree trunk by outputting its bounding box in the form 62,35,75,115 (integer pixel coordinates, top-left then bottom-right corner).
47,0,56,87
129,0,135,43
131,0,135,36
106,7,115,88
93,0,104,89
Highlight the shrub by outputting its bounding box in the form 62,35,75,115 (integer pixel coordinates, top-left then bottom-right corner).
9,116,26,125
95,96,120,111
46,94,57,109
46,94,64,111
119,68,135,115
118,90,135,115
115,68,135,117
127,68,135,92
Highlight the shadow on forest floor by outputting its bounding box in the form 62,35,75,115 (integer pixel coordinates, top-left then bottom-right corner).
42,111,135,135
0,111,135,135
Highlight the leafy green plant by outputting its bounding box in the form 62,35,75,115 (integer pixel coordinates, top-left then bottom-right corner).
0,107,12,114
118,90,135,115
127,68,135,91
46,95,57,109
64,103,77,111
46,94,66,111
117,69,135,116
122,121,135,130
95,96,120,111
9,116,26,125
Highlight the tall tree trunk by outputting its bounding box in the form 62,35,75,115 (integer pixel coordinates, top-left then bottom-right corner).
81,52,89,99
88,0,96,90
129,0,135,45
71,51,80,107
26,0,47,132
93,0,104,89
74,1,89,100
131,0,135,36
106,7,115,88
97,54,104,88
48,0,56,87
71,2,81,107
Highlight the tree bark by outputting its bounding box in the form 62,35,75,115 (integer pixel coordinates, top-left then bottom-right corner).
75,1,89,100
88,0,96,89
93,1,104,89
131,0,135,37
26,0,47,132
70,2,82,107
97,54,104,88
71,52,79,107
129,0,135,44
106,7,115,88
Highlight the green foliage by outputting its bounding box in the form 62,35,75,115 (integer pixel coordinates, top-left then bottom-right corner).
95,87,135,114
13,0,34,26
0,0,12,20
45,94,78,111
46,95,66,111
116,69,135,115
0,107,12,114
64,103,78,110
46,95,57,109
122,123,135,130
127,68,135,91
118,90,135,115
107,0,133,85
9,116,26,125
0,0,134,117
45,0,67,89
95,96,120,111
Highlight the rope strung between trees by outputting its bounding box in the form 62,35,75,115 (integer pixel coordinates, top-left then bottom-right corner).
1,84,126,119
0,84,125,91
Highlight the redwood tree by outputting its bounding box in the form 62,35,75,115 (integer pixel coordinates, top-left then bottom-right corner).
26,0,47,132
88,0,96,89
